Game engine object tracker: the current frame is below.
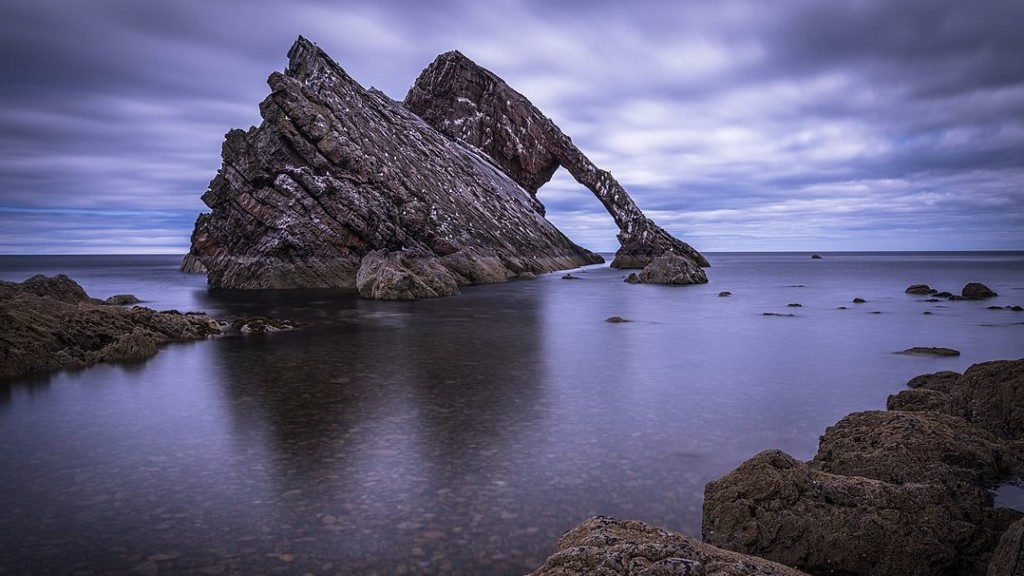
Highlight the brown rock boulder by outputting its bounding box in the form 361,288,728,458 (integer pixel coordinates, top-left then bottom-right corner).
703,450,1019,576
529,516,808,576
632,254,709,286
811,410,1020,485
0,275,222,381
986,518,1024,576
355,249,461,300
964,282,999,299
946,359,1024,441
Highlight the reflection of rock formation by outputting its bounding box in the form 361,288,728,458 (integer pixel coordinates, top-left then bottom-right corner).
209,288,548,488
405,50,709,272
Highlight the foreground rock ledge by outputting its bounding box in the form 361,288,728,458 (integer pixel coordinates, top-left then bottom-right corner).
0,274,222,381
529,516,807,576
703,357,1024,576
185,36,706,298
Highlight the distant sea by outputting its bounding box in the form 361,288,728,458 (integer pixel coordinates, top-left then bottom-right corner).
1,252,1022,575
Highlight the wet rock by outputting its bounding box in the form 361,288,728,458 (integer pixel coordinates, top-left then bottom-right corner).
561,273,581,280
906,284,938,295
702,450,1019,576
529,516,807,576
810,254,822,259
787,303,802,307
355,249,461,300
898,346,961,356
0,275,223,381
630,253,708,286
946,359,1024,441
605,316,629,323
811,410,1019,485
104,294,142,305
852,297,867,303
184,37,605,296
986,517,1024,576
762,312,795,317
936,291,954,298
718,291,732,297
964,283,999,299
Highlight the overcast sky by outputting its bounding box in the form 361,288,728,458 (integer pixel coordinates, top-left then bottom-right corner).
1,0,1022,254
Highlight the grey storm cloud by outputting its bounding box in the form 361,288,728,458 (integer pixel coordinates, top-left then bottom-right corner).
1,0,1021,253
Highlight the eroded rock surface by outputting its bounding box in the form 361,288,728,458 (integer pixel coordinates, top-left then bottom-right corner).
404,50,708,272
529,516,808,576
0,275,222,380
703,358,1024,576
185,37,606,297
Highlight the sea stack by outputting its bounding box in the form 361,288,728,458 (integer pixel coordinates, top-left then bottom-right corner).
184,37,706,298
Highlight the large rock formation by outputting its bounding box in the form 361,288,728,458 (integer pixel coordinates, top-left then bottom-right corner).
404,50,708,272
703,358,1024,576
185,37,706,298
0,275,222,380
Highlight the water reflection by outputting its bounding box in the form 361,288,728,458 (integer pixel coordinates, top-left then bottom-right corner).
204,286,555,571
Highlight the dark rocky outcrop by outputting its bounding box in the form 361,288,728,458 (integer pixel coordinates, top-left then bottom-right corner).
404,50,708,273
986,517,1024,576
703,450,1019,576
703,358,1024,576
0,275,222,381
965,282,999,299
529,516,808,576
185,37,707,298
622,254,708,286
906,283,938,295
898,346,961,356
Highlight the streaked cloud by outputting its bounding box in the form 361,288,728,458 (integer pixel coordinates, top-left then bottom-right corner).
1,0,1021,253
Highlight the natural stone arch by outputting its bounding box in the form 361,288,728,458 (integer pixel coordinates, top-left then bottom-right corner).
404,50,709,269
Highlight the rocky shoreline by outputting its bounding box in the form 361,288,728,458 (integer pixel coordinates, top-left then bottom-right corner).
531,357,1024,576
0,274,290,381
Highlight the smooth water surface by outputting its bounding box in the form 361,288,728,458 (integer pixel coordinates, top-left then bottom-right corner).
1,252,1022,575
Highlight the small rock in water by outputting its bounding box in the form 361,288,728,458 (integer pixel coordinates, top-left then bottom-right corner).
898,347,960,357
905,284,938,295
763,312,795,317
852,297,867,303
605,316,629,323
561,273,581,280
105,294,142,305
718,291,732,297
787,303,802,307
811,254,823,259
962,282,997,299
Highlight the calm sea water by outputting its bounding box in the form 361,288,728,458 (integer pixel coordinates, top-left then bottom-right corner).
1,252,1022,575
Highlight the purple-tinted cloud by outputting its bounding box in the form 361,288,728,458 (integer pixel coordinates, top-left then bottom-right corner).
1,0,1021,253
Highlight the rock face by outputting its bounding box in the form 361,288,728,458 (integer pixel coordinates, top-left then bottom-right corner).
626,254,708,286
0,275,222,380
185,37,706,298
986,517,1024,576
529,516,808,576
404,50,708,272
703,358,1024,576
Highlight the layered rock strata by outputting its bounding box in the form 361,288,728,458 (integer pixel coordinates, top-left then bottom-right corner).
404,50,708,272
185,37,620,298
186,37,707,297
702,358,1024,576
0,275,222,380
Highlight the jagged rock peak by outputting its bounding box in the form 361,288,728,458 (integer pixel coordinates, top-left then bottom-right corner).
405,48,709,272
184,36,601,298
